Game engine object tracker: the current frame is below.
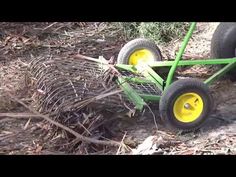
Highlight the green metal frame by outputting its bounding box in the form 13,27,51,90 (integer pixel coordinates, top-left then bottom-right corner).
100,22,236,111
116,77,146,110
165,22,197,88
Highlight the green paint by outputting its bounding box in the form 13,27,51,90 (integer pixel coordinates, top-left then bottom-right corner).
135,63,164,91
150,58,236,67
116,77,146,110
204,62,236,85
165,22,197,88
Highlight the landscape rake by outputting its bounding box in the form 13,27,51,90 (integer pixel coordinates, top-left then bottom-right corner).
28,22,236,132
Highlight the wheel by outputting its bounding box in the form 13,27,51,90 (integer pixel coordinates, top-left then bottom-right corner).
117,38,162,65
211,23,236,80
159,79,213,131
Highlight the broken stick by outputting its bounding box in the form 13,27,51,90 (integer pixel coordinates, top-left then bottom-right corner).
6,92,124,148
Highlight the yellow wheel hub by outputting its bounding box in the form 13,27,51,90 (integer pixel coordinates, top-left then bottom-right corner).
173,93,204,123
128,49,155,65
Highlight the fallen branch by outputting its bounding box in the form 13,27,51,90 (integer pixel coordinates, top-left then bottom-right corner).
0,113,42,119
6,92,123,148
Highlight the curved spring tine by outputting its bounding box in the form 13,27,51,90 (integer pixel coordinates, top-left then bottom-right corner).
40,83,74,111
45,80,84,99
46,93,125,122
29,56,47,71
35,77,69,107
31,62,49,78
54,89,124,114
30,55,102,76
37,80,108,106
36,77,69,101
30,56,127,118
33,58,102,81
46,82,101,113
55,59,103,74
37,77,69,94
33,61,58,79
37,72,101,94
31,57,57,76
44,82,93,112
30,58,54,77
36,71,62,89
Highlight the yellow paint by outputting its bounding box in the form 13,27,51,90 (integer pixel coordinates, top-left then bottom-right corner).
128,49,155,65
173,92,204,123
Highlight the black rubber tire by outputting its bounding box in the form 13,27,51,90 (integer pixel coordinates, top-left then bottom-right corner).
159,79,213,132
211,23,236,80
117,38,162,64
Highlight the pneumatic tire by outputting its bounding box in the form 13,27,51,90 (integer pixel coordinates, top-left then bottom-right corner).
117,38,162,65
211,23,236,81
159,79,213,132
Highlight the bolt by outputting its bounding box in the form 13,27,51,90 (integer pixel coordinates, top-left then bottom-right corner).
184,103,191,109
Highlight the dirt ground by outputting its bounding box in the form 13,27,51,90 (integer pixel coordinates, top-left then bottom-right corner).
1,22,236,155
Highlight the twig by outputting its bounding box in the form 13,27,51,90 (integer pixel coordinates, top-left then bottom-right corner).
23,118,31,130
145,104,158,130
42,22,58,31
76,121,92,136
6,92,123,147
68,89,123,111
116,131,127,155
0,113,42,119
81,115,102,136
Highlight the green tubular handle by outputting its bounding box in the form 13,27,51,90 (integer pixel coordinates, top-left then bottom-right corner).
165,22,197,89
